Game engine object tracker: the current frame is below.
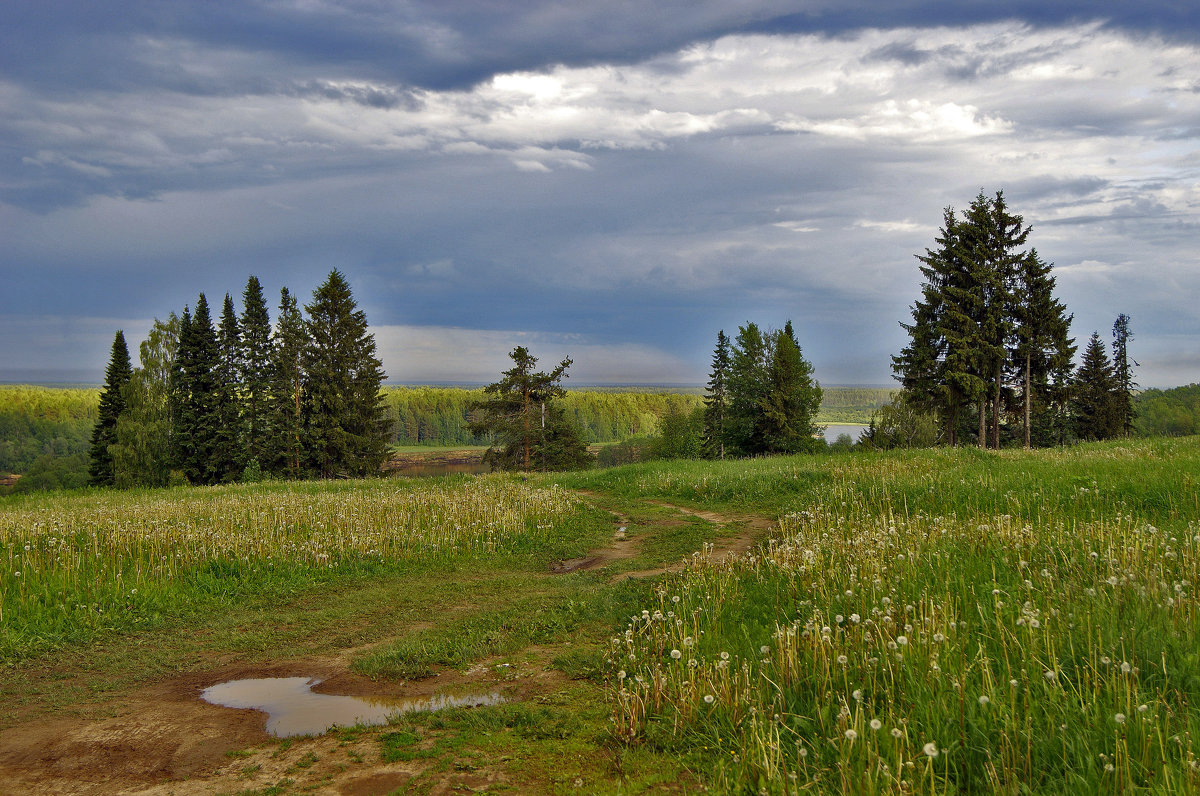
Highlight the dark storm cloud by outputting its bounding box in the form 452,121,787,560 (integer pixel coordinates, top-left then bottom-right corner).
5,1,1200,98
2,3,1199,386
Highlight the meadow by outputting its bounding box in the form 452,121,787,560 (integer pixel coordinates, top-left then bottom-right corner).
554,438,1200,793
2,437,1198,793
0,476,594,658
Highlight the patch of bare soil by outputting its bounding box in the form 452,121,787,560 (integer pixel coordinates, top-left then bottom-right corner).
0,652,563,795
557,494,776,581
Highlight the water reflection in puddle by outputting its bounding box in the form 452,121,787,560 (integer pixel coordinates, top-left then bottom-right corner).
201,677,503,738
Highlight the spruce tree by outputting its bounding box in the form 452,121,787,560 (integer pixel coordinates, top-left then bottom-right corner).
1011,250,1075,448
1072,332,1120,441
268,288,307,477
171,295,221,484
88,330,132,486
702,330,731,459
301,271,390,478
212,293,245,482
239,276,274,469
727,322,770,456
758,322,823,454
1111,314,1135,437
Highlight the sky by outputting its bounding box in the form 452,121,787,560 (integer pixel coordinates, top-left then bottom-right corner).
2,2,1198,388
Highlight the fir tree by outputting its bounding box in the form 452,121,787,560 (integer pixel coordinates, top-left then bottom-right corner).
302,270,390,478
239,275,274,469
1011,249,1075,448
88,330,132,486
702,330,731,459
269,287,307,477
171,295,221,484
726,322,770,456
758,321,823,454
1072,332,1120,441
212,293,245,482
1111,314,1136,437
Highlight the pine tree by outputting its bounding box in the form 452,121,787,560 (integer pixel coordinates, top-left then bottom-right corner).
758,322,823,453
1072,332,1120,441
469,346,585,472
212,293,245,482
302,270,389,478
88,330,132,486
702,330,731,459
268,288,307,477
112,315,179,488
1111,314,1135,437
239,276,274,469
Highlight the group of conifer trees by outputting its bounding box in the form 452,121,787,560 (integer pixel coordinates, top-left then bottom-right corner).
702,320,823,457
892,190,1133,448
88,270,389,487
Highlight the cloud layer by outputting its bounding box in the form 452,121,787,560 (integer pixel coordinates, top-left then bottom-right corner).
2,4,1198,387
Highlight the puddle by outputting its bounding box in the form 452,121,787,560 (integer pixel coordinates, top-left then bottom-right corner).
200,677,502,738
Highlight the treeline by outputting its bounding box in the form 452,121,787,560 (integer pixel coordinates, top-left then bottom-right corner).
88,270,389,489
1134,384,1200,437
0,387,97,474
383,387,702,446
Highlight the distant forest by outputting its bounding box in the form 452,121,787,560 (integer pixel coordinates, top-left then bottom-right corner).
0,384,894,477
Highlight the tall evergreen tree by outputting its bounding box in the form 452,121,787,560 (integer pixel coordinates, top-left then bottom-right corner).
269,287,307,477
112,315,179,488
702,330,731,459
212,293,245,482
1011,249,1075,448
1111,314,1136,437
88,330,132,486
1072,332,1120,441
895,191,1066,448
239,275,274,468
469,346,586,472
171,295,221,484
301,271,390,478
758,322,823,453
727,322,770,456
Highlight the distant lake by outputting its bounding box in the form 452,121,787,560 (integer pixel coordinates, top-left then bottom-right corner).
822,424,867,444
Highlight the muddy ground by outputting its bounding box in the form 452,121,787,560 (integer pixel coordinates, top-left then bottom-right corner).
0,496,771,795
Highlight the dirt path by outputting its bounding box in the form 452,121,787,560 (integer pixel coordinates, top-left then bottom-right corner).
0,491,776,795
553,492,776,581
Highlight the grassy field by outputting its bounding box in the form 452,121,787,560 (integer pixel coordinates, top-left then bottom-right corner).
2,437,1198,793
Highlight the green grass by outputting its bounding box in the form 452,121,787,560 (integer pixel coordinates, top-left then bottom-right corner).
4,436,1197,793
593,437,1200,793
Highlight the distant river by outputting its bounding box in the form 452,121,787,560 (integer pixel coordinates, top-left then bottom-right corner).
822,424,868,444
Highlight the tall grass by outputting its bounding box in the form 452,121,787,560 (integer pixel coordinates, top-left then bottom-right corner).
0,475,584,657
604,438,1200,793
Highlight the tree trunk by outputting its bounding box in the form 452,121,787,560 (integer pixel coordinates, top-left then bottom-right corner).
978,401,987,448
992,360,1003,450
1024,353,1032,450
522,387,531,473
